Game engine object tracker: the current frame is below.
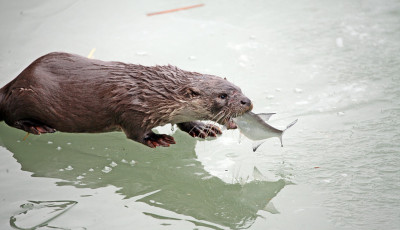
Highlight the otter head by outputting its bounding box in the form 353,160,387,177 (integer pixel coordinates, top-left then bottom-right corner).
183,75,253,128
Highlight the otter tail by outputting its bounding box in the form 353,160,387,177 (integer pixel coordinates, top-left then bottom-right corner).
0,77,18,122
0,88,5,122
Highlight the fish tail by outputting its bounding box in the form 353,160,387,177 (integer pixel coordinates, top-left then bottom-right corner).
285,119,298,130
280,119,298,147
279,136,283,147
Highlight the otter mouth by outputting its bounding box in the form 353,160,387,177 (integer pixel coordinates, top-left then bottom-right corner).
211,104,252,130
224,118,238,129
219,109,249,130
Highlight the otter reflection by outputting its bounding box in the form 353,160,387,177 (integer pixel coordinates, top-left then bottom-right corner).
0,123,285,229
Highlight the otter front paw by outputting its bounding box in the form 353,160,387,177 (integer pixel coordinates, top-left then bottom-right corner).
190,124,222,138
144,133,176,148
178,121,222,139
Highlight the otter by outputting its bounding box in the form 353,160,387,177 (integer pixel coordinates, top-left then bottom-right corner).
0,52,252,148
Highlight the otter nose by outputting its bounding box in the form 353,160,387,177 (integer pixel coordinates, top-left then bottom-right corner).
240,98,252,106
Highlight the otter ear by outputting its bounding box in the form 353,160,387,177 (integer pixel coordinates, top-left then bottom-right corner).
185,87,201,99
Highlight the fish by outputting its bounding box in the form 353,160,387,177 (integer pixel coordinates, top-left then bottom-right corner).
232,112,298,152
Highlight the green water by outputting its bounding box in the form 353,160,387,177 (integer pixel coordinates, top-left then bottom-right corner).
0,124,287,229
1,0,399,229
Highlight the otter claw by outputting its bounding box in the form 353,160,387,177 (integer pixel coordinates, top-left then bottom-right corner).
144,133,176,148
189,124,222,139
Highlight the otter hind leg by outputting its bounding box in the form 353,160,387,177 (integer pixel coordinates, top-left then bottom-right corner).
177,121,222,138
143,132,176,148
14,119,56,135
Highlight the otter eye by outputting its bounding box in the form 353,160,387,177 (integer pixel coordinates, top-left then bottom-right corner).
219,93,228,99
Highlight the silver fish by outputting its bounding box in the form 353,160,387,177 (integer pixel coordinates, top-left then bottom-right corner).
233,112,298,152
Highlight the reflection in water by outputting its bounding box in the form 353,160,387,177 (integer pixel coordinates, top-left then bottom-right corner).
10,200,77,230
0,123,286,229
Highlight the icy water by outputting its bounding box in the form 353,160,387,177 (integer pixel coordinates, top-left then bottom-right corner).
0,0,399,229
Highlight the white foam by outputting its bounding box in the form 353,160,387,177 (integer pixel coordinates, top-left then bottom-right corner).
294,88,303,93
136,51,148,56
102,166,112,173
336,37,344,47
65,165,73,171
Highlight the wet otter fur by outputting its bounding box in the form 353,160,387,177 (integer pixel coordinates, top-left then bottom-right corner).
0,52,253,148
